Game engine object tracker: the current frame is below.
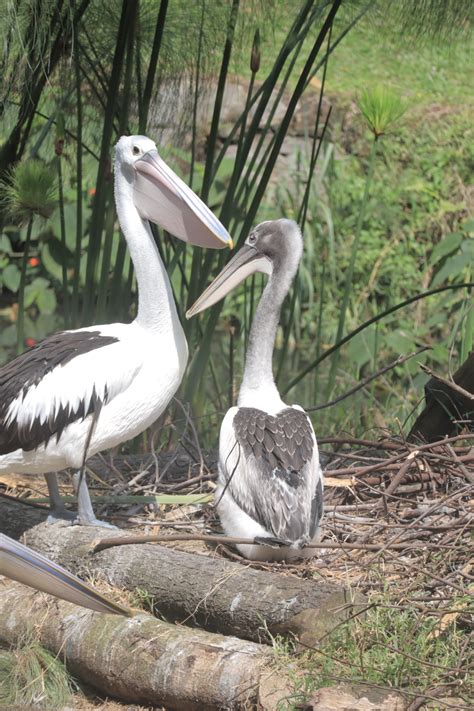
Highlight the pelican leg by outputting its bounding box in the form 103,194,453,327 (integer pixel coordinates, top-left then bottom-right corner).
73,470,116,528
45,473,76,523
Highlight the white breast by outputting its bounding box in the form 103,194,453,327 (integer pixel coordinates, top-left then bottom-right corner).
0,321,188,474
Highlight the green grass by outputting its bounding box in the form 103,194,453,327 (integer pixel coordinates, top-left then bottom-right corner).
325,17,474,107
232,8,474,108
275,588,473,709
0,639,75,708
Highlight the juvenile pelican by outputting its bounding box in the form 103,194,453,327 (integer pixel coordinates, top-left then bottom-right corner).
0,533,131,615
187,219,323,561
0,135,232,526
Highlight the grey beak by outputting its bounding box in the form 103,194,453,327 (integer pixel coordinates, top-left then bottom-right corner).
0,534,132,616
133,150,233,250
186,244,272,318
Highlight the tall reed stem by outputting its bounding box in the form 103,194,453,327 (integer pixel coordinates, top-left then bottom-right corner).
56,154,69,326
326,137,378,397
16,218,33,354
71,15,83,327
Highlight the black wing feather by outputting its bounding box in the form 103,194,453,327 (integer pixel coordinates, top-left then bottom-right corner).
0,330,118,455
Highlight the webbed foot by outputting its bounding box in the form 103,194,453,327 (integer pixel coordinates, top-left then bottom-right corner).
46,508,77,525
73,514,117,529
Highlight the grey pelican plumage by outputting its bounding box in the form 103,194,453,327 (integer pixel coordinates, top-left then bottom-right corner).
0,135,232,526
0,533,131,615
187,219,323,561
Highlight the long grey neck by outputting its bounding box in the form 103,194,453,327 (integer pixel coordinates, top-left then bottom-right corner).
238,268,292,408
114,172,182,336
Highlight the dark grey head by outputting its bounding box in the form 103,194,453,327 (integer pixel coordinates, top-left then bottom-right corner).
186,218,303,318
245,218,302,274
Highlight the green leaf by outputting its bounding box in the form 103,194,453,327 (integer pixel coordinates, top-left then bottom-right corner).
23,283,37,308
357,86,408,138
429,232,463,266
463,219,474,234
2,263,21,292
50,203,77,250
0,324,17,346
36,288,57,315
0,234,12,254
0,159,57,222
41,240,69,281
385,331,417,354
432,252,473,286
23,277,50,308
347,328,377,368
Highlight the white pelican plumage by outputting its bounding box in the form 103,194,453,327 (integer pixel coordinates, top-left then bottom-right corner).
187,219,323,561
0,533,131,615
0,135,232,526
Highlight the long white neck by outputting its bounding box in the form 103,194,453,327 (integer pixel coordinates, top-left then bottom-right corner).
238,270,292,412
114,167,183,339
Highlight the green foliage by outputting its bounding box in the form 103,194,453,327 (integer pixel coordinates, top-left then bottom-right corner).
264,100,472,432
0,0,471,436
1,160,57,223
24,277,58,315
0,640,75,708
275,582,472,708
357,86,407,138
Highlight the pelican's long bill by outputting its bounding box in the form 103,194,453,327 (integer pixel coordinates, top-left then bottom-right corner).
0,534,131,616
134,150,232,250
186,244,272,318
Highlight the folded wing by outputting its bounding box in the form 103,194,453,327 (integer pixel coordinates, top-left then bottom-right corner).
220,407,323,541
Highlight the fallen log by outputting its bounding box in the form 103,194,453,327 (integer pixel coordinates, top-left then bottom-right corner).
4,515,364,648
0,580,289,711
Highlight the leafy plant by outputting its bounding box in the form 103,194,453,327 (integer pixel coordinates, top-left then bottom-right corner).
1,160,57,353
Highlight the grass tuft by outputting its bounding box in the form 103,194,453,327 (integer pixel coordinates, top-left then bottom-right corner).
357,86,408,139
1,160,57,223
0,638,75,708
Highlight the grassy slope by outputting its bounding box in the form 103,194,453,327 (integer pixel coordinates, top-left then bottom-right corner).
325,15,473,107
232,8,473,107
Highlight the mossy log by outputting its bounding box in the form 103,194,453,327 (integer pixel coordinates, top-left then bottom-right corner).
0,580,288,711
1,515,364,648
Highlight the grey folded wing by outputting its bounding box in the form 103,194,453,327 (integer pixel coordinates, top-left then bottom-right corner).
223,407,323,541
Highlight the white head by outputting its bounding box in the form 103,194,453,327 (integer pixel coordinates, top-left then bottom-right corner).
114,135,232,250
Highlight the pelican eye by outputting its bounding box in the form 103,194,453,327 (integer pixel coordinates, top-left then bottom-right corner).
248,234,256,245
132,146,141,155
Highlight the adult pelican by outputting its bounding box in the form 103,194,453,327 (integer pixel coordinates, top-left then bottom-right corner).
0,135,232,526
187,219,323,561
0,533,131,615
